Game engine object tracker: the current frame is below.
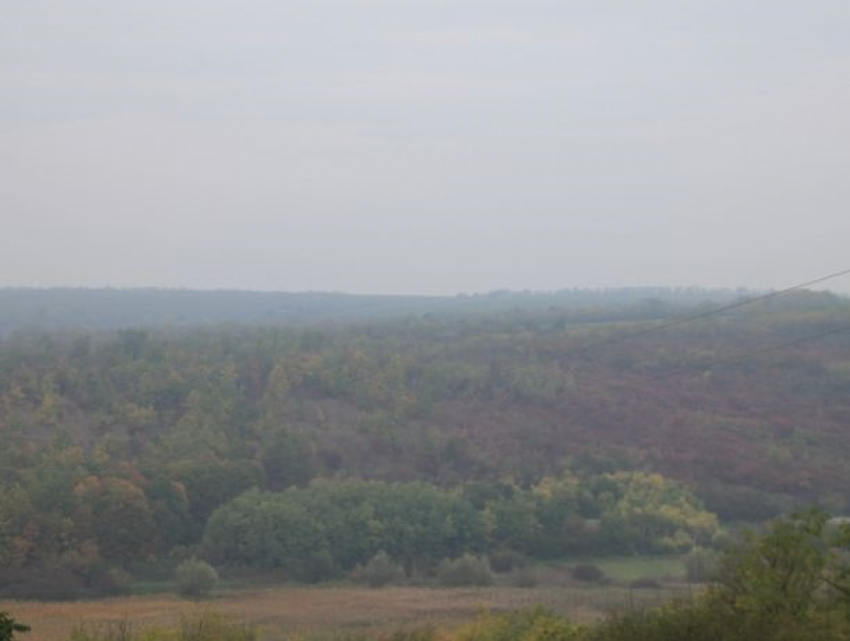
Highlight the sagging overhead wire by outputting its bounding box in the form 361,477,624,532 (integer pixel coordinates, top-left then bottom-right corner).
563,267,850,360
641,322,850,384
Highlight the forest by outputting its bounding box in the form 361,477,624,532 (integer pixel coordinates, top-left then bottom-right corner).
1,287,849,601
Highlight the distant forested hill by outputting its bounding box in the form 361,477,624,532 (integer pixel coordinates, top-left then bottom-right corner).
1,287,849,597
0,286,740,335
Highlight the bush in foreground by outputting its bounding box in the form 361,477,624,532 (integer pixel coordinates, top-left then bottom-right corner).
0,613,29,641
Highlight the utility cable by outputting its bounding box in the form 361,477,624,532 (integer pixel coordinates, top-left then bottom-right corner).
562,267,850,359
639,322,850,384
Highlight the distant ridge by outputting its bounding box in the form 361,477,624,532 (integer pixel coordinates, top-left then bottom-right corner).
0,286,755,335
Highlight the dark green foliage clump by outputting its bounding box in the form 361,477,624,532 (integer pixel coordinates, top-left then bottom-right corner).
203,482,490,580
0,613,29,641
200,473,718,583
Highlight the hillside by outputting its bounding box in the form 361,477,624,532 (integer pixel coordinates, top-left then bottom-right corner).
1,287,849,596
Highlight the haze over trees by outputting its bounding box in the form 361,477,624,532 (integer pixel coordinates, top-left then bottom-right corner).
0,287,849,598
0,287,740,336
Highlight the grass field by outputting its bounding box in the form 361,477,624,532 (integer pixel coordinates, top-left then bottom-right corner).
583,556,686,583
1,559,693,641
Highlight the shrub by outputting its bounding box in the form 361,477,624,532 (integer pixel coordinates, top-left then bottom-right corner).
174,558,219,599
570,563,606,583
0,613,30,641
436,554,494,587
351,551,405,588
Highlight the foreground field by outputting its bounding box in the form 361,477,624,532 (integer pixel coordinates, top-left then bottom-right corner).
1,582,690,641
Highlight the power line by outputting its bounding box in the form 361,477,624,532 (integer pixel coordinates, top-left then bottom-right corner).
568,321,850,394
639,322,850,384
562,267,850,359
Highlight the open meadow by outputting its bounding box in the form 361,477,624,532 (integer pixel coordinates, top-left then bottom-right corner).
1,575,691,641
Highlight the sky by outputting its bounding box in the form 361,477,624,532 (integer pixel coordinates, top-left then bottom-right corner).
2,1,849,295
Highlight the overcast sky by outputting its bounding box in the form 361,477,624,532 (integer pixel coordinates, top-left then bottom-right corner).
2,1,849,295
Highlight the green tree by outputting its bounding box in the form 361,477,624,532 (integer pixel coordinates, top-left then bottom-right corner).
599,472,719,554
72,476,157,564
259,428,314,490
715,509,831,620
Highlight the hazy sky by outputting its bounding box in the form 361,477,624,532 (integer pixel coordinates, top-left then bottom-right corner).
2,1,849,295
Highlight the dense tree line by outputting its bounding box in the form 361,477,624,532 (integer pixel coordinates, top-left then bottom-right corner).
0,291,848,596
202,473,719,581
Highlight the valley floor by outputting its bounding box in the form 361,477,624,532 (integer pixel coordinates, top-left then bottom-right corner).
1,582,691,641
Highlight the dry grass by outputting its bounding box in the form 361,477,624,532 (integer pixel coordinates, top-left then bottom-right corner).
1,584,689,641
